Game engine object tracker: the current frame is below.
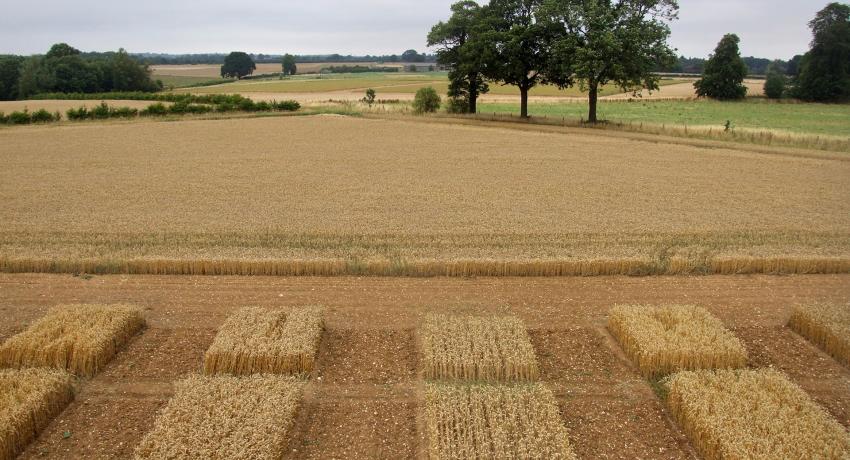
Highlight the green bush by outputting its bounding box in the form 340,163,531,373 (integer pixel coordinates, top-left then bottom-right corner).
66,106,90,120
0,112,7,123
445,97,469,114
90,102,111,119
141,103,169,116
30,108,59,123
413,87,441,114
272,100,300,111
8,110,32,124
110,106,139,118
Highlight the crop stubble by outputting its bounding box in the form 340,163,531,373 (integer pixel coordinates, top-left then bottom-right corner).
0,116,848,277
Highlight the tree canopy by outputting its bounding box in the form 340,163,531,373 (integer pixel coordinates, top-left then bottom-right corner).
282,54,297,76
694,34,748,100
428,1,490,113
221,52,256,79
543,0,679,122
794,2,850,102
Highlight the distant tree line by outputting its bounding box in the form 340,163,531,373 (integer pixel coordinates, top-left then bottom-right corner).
131,51,438,66
0,44,160,101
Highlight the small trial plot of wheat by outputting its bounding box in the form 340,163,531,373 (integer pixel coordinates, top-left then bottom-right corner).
134,374,304,460
789,302,850,366
665,369,850,460
425,382,576,460
0,304,145,377
608,305,747,378
422,314,539,382
0,368,75,460
204,306,324,376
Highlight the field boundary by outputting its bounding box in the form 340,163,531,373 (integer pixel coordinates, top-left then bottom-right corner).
2,256,849,277
372,113,850,159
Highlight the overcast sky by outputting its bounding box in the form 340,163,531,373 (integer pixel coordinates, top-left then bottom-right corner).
0,0,822,59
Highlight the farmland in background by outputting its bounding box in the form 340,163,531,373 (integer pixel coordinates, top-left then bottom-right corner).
479,98,850,137
1,115,848,276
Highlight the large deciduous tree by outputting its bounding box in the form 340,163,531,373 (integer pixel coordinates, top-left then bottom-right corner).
794,2,850,102
282,54,297,76
543,0,678,123
221,52,256,79
694,34,748,100
427,1,490,113
0,55,25,101
479,0,551,118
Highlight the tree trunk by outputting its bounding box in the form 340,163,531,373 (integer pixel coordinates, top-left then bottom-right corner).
520,85,529,118
469,74,478,114
588,78,599,123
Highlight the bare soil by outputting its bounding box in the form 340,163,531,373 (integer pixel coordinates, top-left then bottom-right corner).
3,273,848,459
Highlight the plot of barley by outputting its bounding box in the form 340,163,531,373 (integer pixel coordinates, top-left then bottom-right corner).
134,374,304,459
0,304,145,377
608,305,747,378
425,383,575,460
422,314,538,382
204,306,323,376
666,369,850,460
1,368,75,460
789,302,850,366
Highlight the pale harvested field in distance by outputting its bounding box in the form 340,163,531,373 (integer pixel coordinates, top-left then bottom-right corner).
3,274,850,459
151,62,379,78
0,100,164,114
0,115,848,276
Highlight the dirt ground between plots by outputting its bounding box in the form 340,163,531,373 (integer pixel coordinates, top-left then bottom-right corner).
2,274,848,459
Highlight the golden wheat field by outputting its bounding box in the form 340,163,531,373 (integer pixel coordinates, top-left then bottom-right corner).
134,374,304,459
665,369,850,460
608,305,748,378
789,302,850,366
0,116,848,277
203,306,324,376
0,304,145,377
425,383,576,459
422,314,539,382
0,368,75,460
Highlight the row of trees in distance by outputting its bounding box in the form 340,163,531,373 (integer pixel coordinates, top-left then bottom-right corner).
429,1,849,120
0,44,160,101
428,0,680,121
695,3,849,101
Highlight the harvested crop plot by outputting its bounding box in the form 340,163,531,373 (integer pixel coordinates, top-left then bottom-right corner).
1,116,849,277
0,304,145,377
0,368,74,460
204,306,323,376
134,374,303,459
422,314,538,382
608,305,747,378
666,369,850,459
789,302,850,366
425,383,575,459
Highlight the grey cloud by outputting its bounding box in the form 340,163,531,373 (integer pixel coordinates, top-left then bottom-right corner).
0,0,822,59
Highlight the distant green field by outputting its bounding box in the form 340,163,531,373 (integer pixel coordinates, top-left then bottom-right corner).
479,99,850,137
157,75,228,88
